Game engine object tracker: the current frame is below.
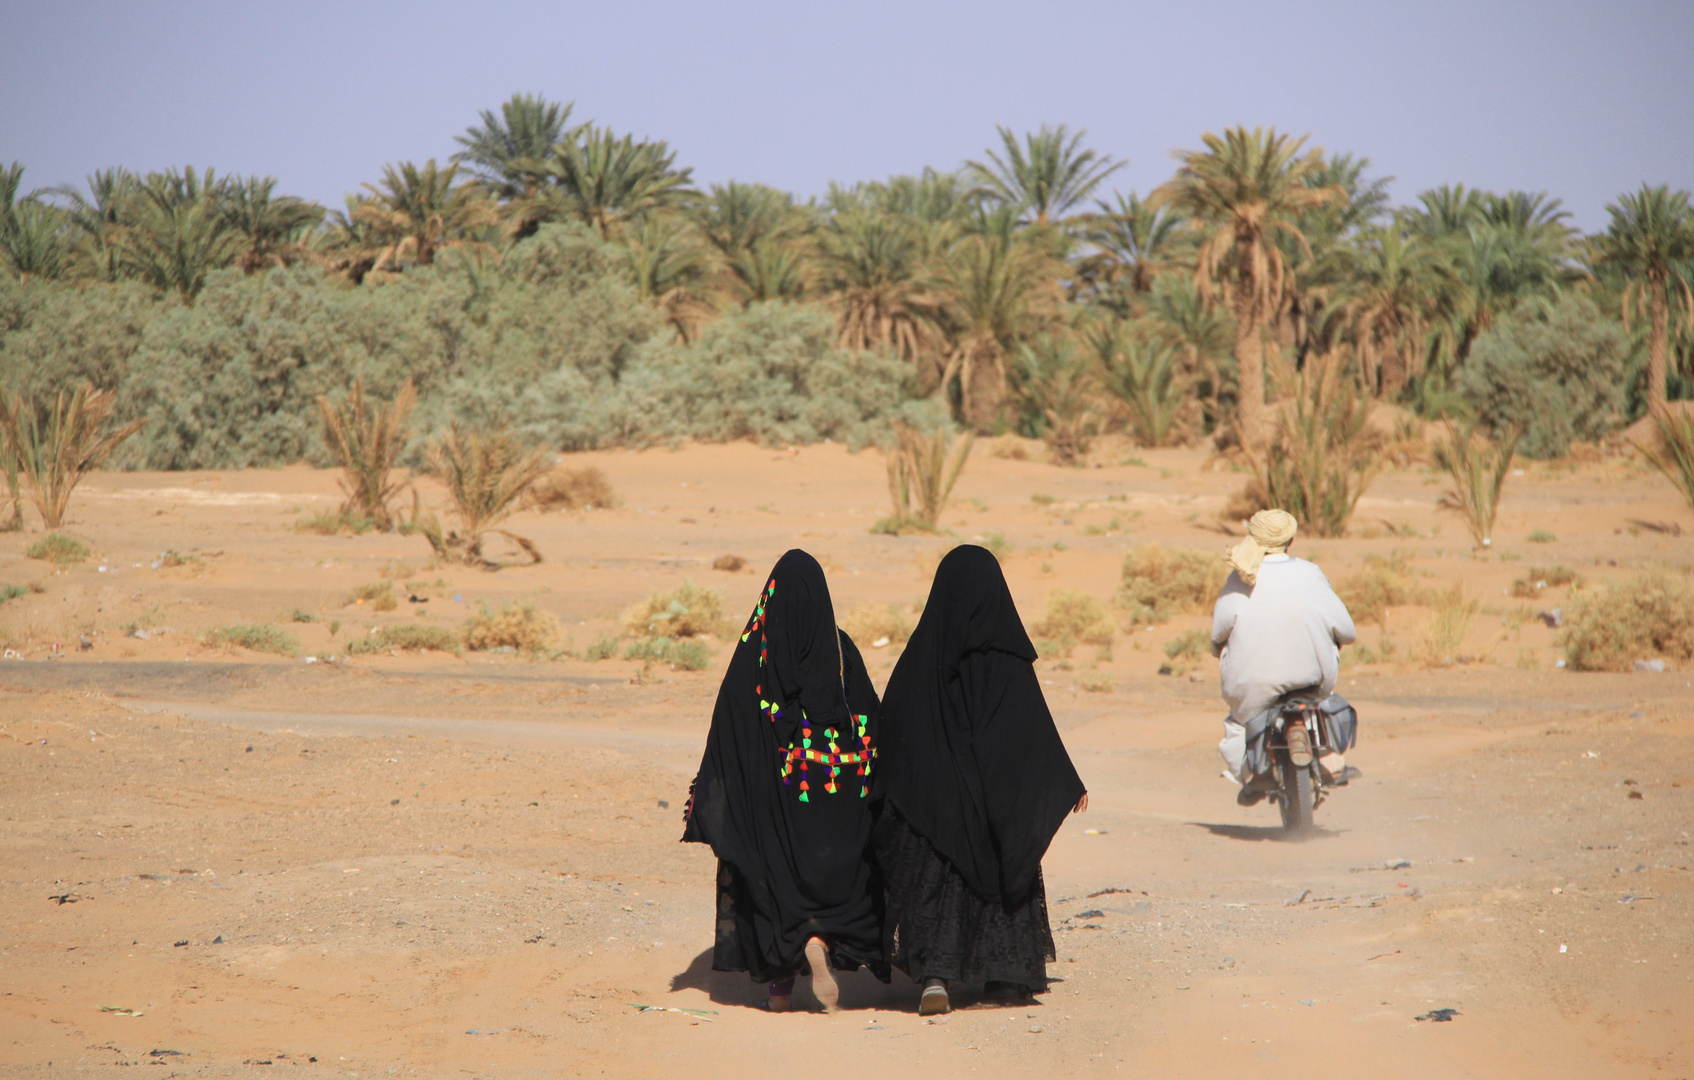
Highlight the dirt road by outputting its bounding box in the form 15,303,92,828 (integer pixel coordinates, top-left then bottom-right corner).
2,442,1690,1077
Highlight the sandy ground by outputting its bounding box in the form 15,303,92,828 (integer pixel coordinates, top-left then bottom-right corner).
1,439,1691,1078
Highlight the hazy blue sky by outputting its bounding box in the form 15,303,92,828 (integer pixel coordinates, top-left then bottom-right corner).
4,0,1691,230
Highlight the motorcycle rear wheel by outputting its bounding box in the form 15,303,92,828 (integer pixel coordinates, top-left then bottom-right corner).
1278,761,1315,839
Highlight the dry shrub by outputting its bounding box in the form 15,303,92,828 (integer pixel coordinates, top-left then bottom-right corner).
1561,568,1694,672
379,561,417,580
988,435,1035,461
838,603,913,648
530,465,618,511
1118,544,1227,625
625,580,730,638
206,624,300,656
1076,672,1115,693
0,383,145,528
1337,552,1418,627
1417,582,1477,667
712,554,746,572
879,421,973,534
463,602,560,653
1509,566,1581,599
344,581,397,612
1634,406,1694,511
25,533,89,565
296,507,374,535
623,637,712,671
1435,423,1521,548
347,623,462,656
1232,354,1383,536
1160,627,1211,675
316,379,415,531
0,425,20,532
1031,590,1114,658
419,424,552,567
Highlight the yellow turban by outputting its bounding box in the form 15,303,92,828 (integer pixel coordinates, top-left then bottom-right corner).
1225,509,1298,585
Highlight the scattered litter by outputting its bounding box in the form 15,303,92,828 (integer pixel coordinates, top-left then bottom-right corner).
1537,608,1563,628
99,1006,143,1016
1583,750,1600,758
1551,888,1562,894
49,893,79,905
1366,951,1402,962
1618,895,1654,904
1629,790,1644,800
630,1005,717,1021
1559,945,1567,953
149,1050,184,1058
241,1059,273,1066
1027,1024,1043,1033
1298,1000,1314,1006
212,935,224,944
1083,828,1108,836
1385,859,1411,870
871,636,891,648
173,940,188,947
1072,909,1104,920
1415,1008,1459,1023
1284,889,1313,906
657,799,669,809
1634,659,1667,673
864,1024,885,1030
1086,886,1143,898
1174,984,1190,991
464,1028,507,1035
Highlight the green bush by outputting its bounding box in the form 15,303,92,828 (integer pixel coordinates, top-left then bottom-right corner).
1030,590,1114,658
624,580,731,638
0,583,31,604
622,302,913,448
206,624,300,656
347,623,463,656
1460,295,1626,459
25,533,88,564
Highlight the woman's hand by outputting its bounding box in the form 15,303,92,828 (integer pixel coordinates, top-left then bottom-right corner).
1072,792,1089,814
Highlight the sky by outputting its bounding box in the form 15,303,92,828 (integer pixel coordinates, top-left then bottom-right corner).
4,0,1691,231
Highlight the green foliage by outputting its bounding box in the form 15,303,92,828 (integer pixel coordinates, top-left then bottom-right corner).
207,624,300,656
0,383,145,527
881,419,973,533
1634,406,1694,510
1434,423,1521,548
0,583,31,604
25,532,88,564
1528,528,1556,543
628,302,913,447
584,635,621,660
1164,628,1210,661
1238,356,1382,537
347,623,463,656
317,379,415,531
1118,544,1227,625
297,507,374,535
1561,567,1694,672
1089,321,1189,447
1010,336,1099,465
1459,294,1626,458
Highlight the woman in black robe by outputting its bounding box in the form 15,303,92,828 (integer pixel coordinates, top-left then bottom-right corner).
874,544,1087,1015
683,549,888,1012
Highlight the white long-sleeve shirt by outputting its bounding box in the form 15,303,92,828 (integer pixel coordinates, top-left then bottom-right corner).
1210,554,1356,722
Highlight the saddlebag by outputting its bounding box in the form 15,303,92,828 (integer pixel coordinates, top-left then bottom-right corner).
1319,693,1357,752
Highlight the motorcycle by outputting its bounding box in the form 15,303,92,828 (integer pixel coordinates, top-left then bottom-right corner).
1242,692,1358,839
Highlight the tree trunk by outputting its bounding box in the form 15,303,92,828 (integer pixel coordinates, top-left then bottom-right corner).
1233,287,1267,447
1648,277,1668,410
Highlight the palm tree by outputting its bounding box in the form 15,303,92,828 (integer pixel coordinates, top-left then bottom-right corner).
812,209,944,371
1591,184,1694,409
117,166,244,299
1075,191,1189,309
518,126,694,240
1,164,72,281
967,125,1123,226
1280,154,1393,368
693,181,810,303
56,167,141,282
623,212,715,340
1344,227,1464,397
221,176,325,273
1089,320,1190,447
1143,273,1234,424
932,232,1063,429
453,93,574,199
1151,127,1340,443
354,160,497,271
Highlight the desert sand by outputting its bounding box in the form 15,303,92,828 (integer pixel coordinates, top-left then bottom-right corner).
1,440,1690,1078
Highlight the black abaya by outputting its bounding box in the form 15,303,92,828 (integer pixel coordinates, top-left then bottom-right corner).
875,544,1084,990
682,549,888,982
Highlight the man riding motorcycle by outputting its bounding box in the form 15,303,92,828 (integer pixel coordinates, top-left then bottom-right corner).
1210,509,1357,806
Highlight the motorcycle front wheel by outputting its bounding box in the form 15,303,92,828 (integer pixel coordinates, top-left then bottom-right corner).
1277,760,1315,839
